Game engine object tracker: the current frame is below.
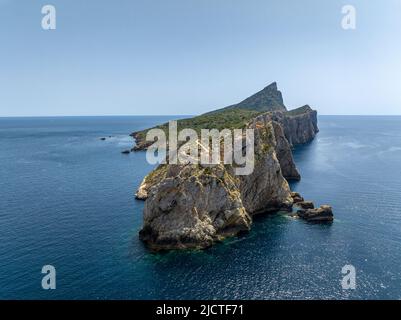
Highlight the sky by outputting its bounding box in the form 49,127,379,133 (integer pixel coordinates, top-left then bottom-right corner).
0,0,401,116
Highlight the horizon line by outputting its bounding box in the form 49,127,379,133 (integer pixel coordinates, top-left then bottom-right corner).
1,114,401,118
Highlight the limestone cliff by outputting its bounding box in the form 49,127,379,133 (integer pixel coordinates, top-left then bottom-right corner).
132,83,320,250
271,121,301,181
139,164,252,250
139,120,293,250
134,106,318,199
258,105,319,146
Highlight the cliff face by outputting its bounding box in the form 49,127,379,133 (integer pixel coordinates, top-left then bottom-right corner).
135,107,318,200
132,83,320,251
247,106,319,180
139,120,294,250
139,164,252,250
239,121,293,215
271,121,301,181
256,106,319,146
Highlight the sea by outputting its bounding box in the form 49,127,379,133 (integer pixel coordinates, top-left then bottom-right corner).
1,115,401,300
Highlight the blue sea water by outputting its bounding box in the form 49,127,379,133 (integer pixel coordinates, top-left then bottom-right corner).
1,115,401,300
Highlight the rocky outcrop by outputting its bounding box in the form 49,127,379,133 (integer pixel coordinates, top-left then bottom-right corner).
239,121,293,215
291,192,304,203
296,201,315,209
131,132,153,151
132,83,325,250
139,121,294,250
135,165,168,200
265,120,300,180
139,164,252,250
272,122,301,180
135,183,149,200
297,205,334,222
251,105,318,147
134,107,315,197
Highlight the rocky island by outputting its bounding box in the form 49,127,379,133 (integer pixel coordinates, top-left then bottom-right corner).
131,82,331,251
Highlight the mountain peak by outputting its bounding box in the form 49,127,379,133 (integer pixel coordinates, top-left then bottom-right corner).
233,82,286,112
263,82,277,91
204,82,287,115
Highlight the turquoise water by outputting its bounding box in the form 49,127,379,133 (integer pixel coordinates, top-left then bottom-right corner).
1,116,401,300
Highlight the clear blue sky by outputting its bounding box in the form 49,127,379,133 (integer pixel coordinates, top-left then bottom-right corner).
1,0,401,116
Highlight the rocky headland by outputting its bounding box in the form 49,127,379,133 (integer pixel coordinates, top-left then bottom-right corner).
131,82,331,251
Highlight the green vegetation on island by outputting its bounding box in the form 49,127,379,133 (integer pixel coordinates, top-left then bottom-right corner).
131,82,315,150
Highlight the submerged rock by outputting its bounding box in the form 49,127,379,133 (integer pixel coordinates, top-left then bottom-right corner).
297,205,334,222
121,150,130,154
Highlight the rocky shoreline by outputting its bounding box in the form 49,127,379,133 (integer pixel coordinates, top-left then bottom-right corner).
290,192,334,222
131,83,332,251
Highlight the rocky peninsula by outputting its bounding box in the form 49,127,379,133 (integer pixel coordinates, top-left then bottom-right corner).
131,82,331,251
